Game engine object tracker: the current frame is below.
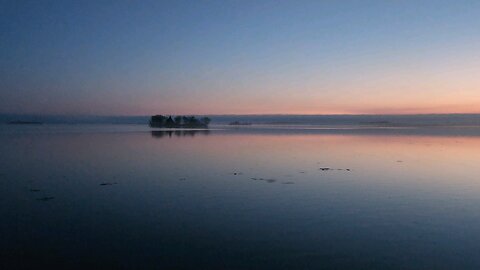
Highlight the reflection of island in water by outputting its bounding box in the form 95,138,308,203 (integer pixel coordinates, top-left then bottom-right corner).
150,115,210,128
151,130,210,138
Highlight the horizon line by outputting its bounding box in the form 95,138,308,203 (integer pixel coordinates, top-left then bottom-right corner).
2,112,480,118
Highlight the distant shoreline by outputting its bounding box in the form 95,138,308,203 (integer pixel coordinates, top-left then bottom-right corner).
2,113,480,127
8,121,43,125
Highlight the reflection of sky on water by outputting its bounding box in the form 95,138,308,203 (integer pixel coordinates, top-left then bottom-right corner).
1,125,480,269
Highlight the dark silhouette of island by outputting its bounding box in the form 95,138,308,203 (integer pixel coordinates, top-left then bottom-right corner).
149,115,211,128
8,120,43,125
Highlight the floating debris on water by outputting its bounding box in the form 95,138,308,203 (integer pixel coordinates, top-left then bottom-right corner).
100,182,117,186
178,178,187,181
318,167,351,171
282,181,295,185
29,189,41,192
37,197,54,201
250,177,276,183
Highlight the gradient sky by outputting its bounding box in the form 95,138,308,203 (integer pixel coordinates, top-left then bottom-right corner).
1,0,480,115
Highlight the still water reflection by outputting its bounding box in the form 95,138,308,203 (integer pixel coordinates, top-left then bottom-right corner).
151,129,210,138
1,125,480,269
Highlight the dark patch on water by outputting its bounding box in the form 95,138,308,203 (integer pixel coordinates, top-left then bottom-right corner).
319,167,351,172
100,182,117,186
36,197,54,201
251,177,276,183
282,181,295,185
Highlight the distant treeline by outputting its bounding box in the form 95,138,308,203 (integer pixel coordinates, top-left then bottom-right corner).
149,115,211,128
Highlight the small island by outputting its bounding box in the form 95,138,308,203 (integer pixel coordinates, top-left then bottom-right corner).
149,115,211,128
8,120,43,125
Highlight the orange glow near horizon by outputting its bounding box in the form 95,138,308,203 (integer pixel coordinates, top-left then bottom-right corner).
134,62,480,116
135,92,480,116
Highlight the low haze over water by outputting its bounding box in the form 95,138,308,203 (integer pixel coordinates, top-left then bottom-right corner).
2,122,480,269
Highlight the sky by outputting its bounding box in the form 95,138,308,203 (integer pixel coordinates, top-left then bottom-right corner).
1,0,480,115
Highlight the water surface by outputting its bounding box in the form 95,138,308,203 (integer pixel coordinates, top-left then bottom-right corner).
1,125,480,269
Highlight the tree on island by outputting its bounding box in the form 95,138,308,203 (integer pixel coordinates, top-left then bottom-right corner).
201,117,211,125
174,116,182,125
149,115,211,128
165,116,175,127
150,115,166,126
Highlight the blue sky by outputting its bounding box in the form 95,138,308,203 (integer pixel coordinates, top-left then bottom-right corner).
1,0,479,115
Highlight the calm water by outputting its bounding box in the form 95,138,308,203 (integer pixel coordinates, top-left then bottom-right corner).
2,124,480,269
